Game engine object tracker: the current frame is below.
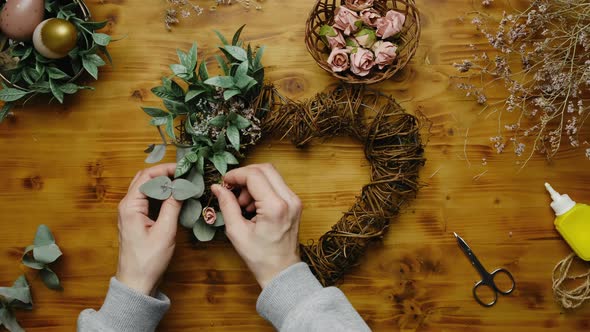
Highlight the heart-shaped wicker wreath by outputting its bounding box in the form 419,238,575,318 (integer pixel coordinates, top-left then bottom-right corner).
256,84,425,286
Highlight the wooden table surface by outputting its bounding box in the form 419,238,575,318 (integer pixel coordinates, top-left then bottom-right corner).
1,0,590,330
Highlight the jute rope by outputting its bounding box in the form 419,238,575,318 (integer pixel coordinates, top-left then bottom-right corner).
552,252,590,309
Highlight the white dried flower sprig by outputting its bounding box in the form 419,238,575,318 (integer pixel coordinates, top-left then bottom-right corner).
165,0,264,30
454,0,590,167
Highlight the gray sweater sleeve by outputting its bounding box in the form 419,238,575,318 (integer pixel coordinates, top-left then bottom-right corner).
256,262,371,332
77,277,170,332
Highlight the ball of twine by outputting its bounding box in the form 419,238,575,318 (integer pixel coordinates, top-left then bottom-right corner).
552,252,590,309
255,83,425,286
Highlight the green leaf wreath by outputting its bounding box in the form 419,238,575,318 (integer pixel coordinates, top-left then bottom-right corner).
140,25,265,241
0,0,114,123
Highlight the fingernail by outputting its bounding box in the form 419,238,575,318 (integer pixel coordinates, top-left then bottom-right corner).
211,184,220,194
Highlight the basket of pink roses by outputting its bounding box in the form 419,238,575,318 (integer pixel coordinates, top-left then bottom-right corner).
305,0,420,84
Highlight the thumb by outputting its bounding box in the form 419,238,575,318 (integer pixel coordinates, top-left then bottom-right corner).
212,184,248,233
155,197,182,238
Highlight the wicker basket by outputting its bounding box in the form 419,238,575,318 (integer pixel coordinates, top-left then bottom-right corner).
0,0,91,90
305,0,421,84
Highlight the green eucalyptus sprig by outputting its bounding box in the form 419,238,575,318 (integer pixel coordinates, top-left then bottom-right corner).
21,225,63,290
0,0,114,123
0,275,32,332
141,25,265,242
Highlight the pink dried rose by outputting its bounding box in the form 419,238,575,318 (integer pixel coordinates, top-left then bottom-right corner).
319,25,346,49
327,48,351,73
372,40,398,69
345,0,374,11
202,207,217,225
375,10,406,39
350,47,375,76
360,8,381,27
222,181,234,191
333,6,361,36
354,28,377,48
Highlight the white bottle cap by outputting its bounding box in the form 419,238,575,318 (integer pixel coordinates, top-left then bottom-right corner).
545,183,576,216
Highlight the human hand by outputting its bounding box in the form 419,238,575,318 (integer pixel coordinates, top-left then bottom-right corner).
211,164,302,289
116,164,182,296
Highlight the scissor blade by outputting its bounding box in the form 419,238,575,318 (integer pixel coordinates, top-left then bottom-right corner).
454,232,488,279
454,232,472,256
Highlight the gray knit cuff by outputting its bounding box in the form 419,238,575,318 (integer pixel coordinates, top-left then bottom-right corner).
96,277,170,332
256,262,323,330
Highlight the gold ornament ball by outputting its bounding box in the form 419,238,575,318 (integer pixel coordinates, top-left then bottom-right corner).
33,18,78,59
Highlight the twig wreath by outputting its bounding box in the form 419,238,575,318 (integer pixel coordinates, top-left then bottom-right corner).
140,26,425,286
258,84,425,285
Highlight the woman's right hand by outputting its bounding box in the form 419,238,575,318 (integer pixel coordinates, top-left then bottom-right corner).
211,164,303,289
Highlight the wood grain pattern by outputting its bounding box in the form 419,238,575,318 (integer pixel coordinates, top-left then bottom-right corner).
1,0,590,330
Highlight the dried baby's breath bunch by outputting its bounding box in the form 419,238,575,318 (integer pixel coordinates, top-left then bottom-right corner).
454,0,590,166
164,0,263,30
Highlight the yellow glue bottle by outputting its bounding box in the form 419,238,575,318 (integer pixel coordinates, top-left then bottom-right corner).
545,183,590,261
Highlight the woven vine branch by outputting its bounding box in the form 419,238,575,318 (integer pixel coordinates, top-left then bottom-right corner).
257,84,425,286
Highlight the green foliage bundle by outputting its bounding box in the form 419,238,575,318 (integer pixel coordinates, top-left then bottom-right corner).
141,26,265,241
0,225,63,332
0,0,113,122
21,225,63,290
0,276,31,332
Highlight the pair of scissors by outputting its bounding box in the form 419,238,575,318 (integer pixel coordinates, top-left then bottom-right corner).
454,232,516,307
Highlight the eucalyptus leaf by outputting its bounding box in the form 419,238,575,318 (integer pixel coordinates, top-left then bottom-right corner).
213,30,230,45
223,46,248,62
22,246,44,270
204,76,235,89
233,114,251,129
139,176,173,200
175,156,192,178
232,25,246,46
0,308,24,332
40,268,61,290
226,125,240,151
33,243,62,264
193,219,216,242
0,88,29,102
212,136,226,153
82,56,99,80
0,103,12,123
179,199,202,229
212,211,225,227
222,151,239,165
47,67,70,80
170,64,187,76
215,55,230,75
235,60,248,78
210,154,228,175
223,89,241,101
209,115,226,128
185,89,205,102
187,43,198,70
49,79,64,103
142,107,168,117
186,167,205,198
171,179,201,201
145,144,167,164
0,276,31,305
198,61,209,80
34,225,56,247
165,114,176,140
92,33,111,46
175,147,191,163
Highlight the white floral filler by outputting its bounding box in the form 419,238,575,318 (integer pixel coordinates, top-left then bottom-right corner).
139,26,265,241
